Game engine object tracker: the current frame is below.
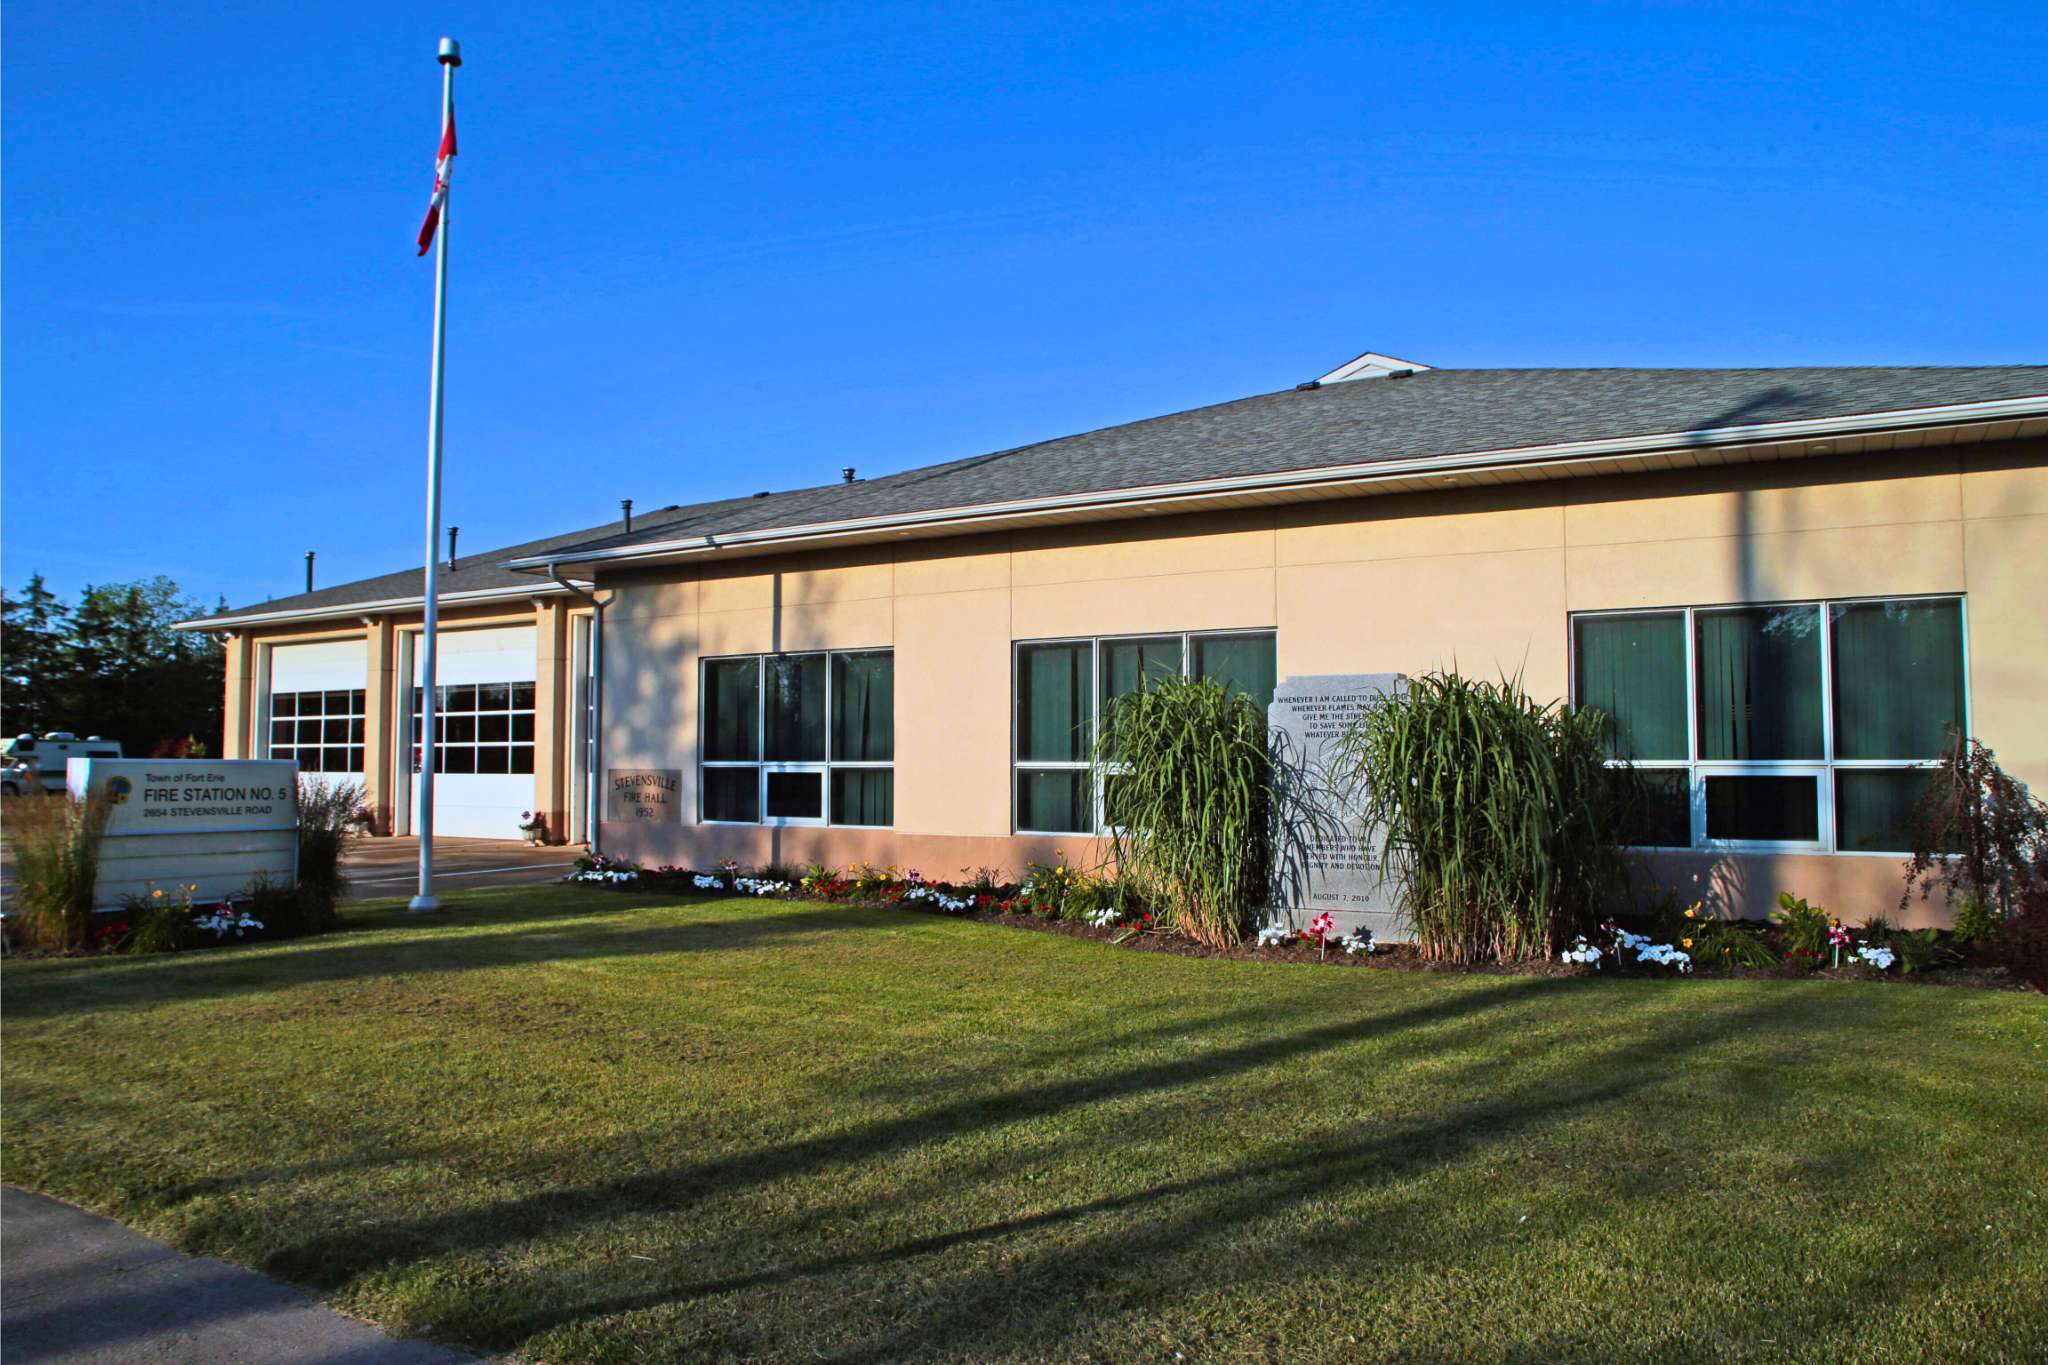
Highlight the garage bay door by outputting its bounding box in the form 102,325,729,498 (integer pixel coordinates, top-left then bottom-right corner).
412,626,537,840
267,640,368,792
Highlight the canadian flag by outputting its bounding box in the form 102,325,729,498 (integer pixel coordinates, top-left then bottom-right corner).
416,106,457,256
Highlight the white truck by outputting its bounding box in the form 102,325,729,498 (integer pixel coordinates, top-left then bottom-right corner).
2,733,124,796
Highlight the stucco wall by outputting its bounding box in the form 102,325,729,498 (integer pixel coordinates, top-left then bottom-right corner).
597,438,2048,925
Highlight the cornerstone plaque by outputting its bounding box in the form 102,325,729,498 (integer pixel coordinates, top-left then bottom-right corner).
1267,674,1408,941
606,769,682,824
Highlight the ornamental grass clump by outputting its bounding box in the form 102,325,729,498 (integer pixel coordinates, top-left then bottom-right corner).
4,790,112,952
1336,670,1627,964
1094,676,1271,948
295,777,363,925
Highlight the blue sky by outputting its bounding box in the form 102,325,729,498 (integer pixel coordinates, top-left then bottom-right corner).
5,1,2043,609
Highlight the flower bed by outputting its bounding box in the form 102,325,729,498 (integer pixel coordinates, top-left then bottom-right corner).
561,854,2023,988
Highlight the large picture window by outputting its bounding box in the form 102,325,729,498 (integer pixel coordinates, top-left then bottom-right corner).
1014,630,1277,835
269,689,366,774
700,650,893,826
1572,596,1965,854
411,682,537,775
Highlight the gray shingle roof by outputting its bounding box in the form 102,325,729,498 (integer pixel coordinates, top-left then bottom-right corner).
187,365,2047,627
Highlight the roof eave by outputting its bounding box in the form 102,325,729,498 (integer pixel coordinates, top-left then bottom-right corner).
170,581,587,634
510,394,2048,575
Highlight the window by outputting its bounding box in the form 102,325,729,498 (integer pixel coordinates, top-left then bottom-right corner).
1571,597,1965,853
700,651,892,826
269,689,366,773
1014,630,1277,834
411,682,536,776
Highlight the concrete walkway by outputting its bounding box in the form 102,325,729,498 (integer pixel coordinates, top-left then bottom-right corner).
1,1187,478,1364
341,836,579,897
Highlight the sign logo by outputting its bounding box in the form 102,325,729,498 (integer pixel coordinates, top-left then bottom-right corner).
107,776,134,805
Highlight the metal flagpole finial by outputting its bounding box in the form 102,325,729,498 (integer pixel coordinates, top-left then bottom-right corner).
438,37,462,66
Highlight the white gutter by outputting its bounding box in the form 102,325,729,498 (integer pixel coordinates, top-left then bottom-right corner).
170,581,586,633
506,393,2048,572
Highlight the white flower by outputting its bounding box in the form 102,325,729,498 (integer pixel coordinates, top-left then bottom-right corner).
1255,923,1293,947
1855,944,1895,971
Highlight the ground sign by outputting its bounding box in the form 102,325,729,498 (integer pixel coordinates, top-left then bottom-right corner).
68,759,299,908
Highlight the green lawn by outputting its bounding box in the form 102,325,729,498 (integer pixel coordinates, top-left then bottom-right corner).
4,889,2045,1363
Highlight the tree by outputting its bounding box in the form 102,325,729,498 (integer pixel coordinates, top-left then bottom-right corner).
1,574,74,738
2,574,226,754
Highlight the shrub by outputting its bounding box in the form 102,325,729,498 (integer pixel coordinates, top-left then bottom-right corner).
5,791,112,952
1662,902,1778,970
1771,893,1832,970
1337,671,1627,964
2002,881,2048,993
1951,897,2003,947
1901,734,2048,924
123,886,194,954
295,777,363,924
1890,927,1961,976
242,876,321,937
1095,676,1271,948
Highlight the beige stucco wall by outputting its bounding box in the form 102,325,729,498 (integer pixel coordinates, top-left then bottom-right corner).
599,438,2048,926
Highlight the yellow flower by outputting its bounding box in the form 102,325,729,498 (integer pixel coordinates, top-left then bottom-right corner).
1682,937,1694,949
1684,907,1696,919
151,889,165,899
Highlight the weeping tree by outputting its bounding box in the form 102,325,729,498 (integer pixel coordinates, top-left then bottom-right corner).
1336,671,1629,964
1095,676,1271,948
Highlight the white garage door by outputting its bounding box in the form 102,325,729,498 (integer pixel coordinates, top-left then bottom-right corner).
267,640,368,791
412,626,536,839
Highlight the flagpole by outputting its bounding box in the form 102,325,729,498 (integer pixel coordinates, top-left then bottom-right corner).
411,35,460,913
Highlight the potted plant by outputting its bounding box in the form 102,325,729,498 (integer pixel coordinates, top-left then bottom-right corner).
518,810,547,845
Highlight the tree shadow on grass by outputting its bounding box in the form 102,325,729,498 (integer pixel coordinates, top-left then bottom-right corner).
275,985,1905,1362
0,896,881,1022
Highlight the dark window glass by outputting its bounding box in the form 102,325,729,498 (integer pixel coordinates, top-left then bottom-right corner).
299,720,324,746
1575,614,1689,761
477,713,510,744
1193,633,1278,711
831,652,894,762
1831,600,1965,761
1018,643,1092,763
446,684,478,714
445,714,476,744
703,767,759,822
270,721,292,748
511,713,535,742
765,769,824,820
323,719,350,744
475,745,510,775
348,746,366,773
764,655,827,761
1704,774,1819,842
440,745,476,774
324,747,353,773
272,694,297,718
512,682,536,711
704,659,760,761
510,744,535,775
830,769,893,826
1696,607,1824,760
1612,768,1692,848
324,689,350,712
1101,637,1183,707
1837,768,1938,853
478,683,512,711
1018,768,1092,833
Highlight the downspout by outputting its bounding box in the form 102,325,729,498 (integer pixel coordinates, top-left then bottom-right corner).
547,566,607,856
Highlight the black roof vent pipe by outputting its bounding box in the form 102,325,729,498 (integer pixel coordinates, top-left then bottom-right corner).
842,467,856,483
448,526,460,570
621,498,634,534
305,551,315,593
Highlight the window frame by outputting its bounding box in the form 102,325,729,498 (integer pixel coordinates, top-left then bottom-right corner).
267,687,368,775
1570,594,1968,856
1012,628,1277,837
698,649,894,828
